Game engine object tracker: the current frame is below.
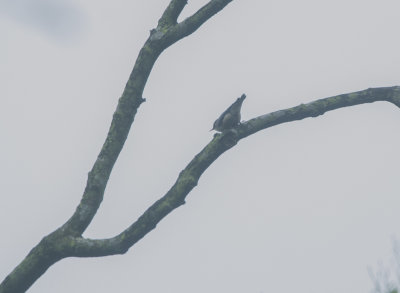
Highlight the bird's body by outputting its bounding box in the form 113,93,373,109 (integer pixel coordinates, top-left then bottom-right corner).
211,94,246,132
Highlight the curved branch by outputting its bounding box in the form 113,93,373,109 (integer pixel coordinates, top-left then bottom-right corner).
2,0,398,290
238,86,400,139
64,0,234,238
65,86,400,258
0,2,234,293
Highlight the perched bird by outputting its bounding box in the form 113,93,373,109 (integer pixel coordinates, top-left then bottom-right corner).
210,94,246,132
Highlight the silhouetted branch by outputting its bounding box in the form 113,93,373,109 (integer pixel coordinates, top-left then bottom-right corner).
61,87,400,259
237,86,400,139
0,1,232,292
63,0,234,237
1,0,398,291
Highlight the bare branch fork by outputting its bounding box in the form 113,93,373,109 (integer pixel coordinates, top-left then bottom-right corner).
1,0,399,292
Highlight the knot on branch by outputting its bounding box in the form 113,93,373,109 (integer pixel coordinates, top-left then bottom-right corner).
149,28,166,41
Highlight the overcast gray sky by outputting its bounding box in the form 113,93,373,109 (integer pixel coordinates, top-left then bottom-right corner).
1,1,400,292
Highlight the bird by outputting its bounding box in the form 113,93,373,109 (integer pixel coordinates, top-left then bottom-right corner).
210,94,246,132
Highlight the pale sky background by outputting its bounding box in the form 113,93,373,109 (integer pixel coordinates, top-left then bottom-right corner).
1,0,400,292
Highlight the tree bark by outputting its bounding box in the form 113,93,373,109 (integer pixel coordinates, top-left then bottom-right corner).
1,0,399,292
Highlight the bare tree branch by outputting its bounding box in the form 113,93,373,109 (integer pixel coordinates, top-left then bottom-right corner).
0,2,234,292
63,0,234,238
54,87,400,259
238,86,400,139
159,0,233,46
1,0,398,290
178,0,234,34
158,0,188,27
